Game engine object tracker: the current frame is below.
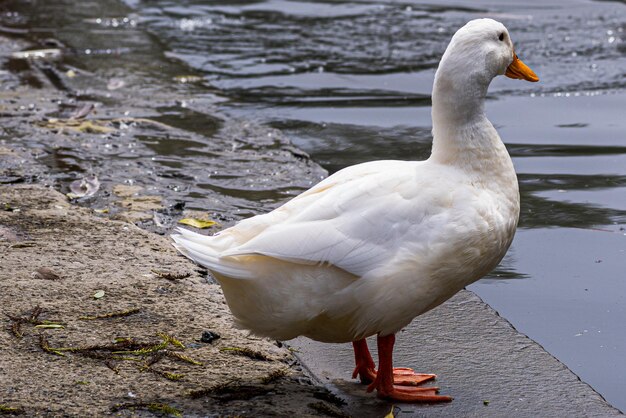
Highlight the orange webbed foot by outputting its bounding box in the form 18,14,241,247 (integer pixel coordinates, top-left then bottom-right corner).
392,371,436,386
353,365,436,386
361,334,452,403
376,385,453,403
352,339,437,387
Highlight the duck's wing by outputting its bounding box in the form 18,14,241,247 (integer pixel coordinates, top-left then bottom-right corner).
218,161,451,278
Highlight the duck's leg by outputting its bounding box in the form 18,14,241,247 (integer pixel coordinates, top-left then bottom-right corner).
352,338,437,386
352,339,377,383
366,334,452,402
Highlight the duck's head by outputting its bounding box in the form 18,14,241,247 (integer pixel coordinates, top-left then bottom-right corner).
432,19,538,125
435,19,538,90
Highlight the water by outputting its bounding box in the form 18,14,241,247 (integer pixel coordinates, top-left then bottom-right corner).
0,0,326,226
2,0,625,411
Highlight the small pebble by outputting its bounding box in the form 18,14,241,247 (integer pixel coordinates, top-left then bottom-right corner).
200,330,220,344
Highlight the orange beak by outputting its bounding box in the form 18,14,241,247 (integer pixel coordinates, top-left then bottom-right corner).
505,52,539,82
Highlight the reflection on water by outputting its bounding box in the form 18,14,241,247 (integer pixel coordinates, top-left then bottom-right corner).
1,0,625,412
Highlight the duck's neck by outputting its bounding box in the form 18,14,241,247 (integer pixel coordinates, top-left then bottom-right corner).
429,68,506,172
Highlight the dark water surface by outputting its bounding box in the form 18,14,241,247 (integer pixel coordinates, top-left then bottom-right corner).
2,0,625,412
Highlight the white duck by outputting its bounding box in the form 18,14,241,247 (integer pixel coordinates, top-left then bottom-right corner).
173,18,538,402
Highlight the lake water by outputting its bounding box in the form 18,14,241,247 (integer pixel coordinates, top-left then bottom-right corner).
3,0,625,411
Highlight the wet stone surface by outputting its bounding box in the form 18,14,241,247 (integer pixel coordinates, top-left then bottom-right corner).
0,1,326,234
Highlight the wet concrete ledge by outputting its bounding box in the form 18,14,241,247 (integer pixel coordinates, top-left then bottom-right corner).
1,183,622,417
293,289,624,417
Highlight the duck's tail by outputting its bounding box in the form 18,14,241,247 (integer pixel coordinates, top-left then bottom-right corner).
171,227,255,279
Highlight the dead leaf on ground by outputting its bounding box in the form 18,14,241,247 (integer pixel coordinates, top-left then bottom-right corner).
39,119,115,134
67,175,100,199
0,403,24,415
178,218,218,229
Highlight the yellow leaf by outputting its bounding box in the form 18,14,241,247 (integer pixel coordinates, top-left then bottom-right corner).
178,218,218,229
384,405,396,418
34,324,65,329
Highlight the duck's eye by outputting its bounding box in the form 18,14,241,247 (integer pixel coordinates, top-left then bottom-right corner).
498,33,505,41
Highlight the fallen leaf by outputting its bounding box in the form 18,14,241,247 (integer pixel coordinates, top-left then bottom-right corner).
39,119,115,134
94,290,105,299
384,405,395,418
178,218,217,229
0,404,23,414
34,324,65,329
67,175,100,199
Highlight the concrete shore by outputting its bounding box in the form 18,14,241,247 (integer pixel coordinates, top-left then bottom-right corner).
293,289,623,417
0,184,344,417
1,183,622,417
